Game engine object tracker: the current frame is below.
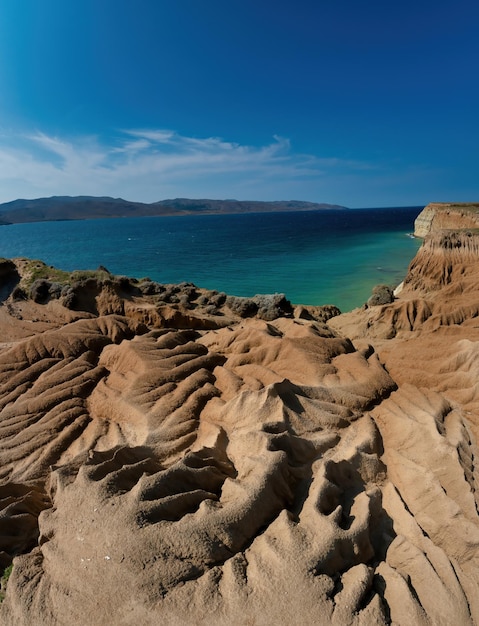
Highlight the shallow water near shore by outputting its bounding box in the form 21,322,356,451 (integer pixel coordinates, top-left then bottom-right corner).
0,207,422,311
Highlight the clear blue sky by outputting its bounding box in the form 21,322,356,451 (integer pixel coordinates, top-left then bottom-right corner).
0,0,478,207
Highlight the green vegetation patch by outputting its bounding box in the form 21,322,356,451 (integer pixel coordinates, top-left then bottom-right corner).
0,563,13,603
69,268,112,283
20,259,70,289
18,261,114,292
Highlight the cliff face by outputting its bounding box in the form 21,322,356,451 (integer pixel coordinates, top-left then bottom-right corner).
3,212,479,625
331,228,479,341
414,202,479,237
403,230,479,294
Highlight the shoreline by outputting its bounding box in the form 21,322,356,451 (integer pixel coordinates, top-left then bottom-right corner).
0,207,422,312
2,205,479,622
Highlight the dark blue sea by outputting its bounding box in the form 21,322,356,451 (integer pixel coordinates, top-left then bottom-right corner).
0,207,422,312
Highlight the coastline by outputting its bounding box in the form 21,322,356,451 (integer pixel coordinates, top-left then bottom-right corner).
0,207,422,311
2,202,479,623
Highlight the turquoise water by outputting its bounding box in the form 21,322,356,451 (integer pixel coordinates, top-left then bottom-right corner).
0,208,422,311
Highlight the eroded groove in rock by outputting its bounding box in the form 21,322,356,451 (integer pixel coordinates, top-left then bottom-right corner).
89,329,226,462
372,386,479,623
0,483,50,570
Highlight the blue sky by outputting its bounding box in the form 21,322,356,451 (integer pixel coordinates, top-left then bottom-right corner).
0,0,478,207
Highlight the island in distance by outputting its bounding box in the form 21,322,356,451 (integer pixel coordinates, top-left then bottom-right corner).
0,196,347,225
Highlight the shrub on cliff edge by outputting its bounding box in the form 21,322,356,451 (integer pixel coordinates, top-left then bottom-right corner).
367,284,394,306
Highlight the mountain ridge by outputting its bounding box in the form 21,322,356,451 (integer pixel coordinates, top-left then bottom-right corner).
0,195,347,224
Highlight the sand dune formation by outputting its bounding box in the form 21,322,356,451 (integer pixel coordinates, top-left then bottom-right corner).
1,202,479,624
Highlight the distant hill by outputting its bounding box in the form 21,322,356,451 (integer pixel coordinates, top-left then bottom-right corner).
0,196,347,224
152,198,346,214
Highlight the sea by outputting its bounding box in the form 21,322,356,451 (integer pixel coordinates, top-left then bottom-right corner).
0,207,423,312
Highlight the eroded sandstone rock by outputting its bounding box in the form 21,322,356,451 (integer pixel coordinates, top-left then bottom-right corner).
0,244,479,624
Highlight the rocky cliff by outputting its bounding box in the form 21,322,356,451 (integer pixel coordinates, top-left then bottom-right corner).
414,202,479,237
1,220,479,625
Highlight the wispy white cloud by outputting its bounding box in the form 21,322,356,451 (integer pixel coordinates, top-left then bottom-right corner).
0,128,374,204
124,129,176,144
